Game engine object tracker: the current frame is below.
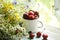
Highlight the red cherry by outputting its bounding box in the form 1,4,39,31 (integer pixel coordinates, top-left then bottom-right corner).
34,11,39,17
28,15,35,20
36,32,41,38
34,15,39,19
23,13,28,19
42,33,48,39
29,33,35,39
34,11,38,15
28,11,34,15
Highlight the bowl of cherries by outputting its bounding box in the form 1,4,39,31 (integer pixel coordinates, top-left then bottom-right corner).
22,10,43,33
23,10,39,20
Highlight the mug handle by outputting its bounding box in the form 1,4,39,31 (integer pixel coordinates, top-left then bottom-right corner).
37,21,43,28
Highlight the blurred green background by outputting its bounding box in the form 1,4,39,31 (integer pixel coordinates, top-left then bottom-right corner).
36,0,54,9
5,0,54,9
2,0,54,15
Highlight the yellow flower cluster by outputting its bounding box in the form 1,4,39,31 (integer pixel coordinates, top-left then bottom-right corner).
14,13,20,21
3,3,15,11
8,13,20,22
0,2,21,26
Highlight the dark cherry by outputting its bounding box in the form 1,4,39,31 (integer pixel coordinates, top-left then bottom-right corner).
34,15,39,19
23,13,28,19
36,32,41,38
34,11,39,17
42,33,48,39
29,33,35,39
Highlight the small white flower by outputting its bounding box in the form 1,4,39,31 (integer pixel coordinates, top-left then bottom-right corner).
0,4,3,8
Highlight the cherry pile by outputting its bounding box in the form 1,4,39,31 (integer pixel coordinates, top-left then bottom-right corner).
23,10,39,20
28,31,48,40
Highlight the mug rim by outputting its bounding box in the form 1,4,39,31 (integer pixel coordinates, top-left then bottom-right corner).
23,17,39,21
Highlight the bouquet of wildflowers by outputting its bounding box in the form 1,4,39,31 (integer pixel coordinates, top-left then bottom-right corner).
0,1,27,40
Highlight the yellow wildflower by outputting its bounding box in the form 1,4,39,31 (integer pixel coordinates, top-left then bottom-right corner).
8,15,14,20
3,3,15,11
14,13,20,21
